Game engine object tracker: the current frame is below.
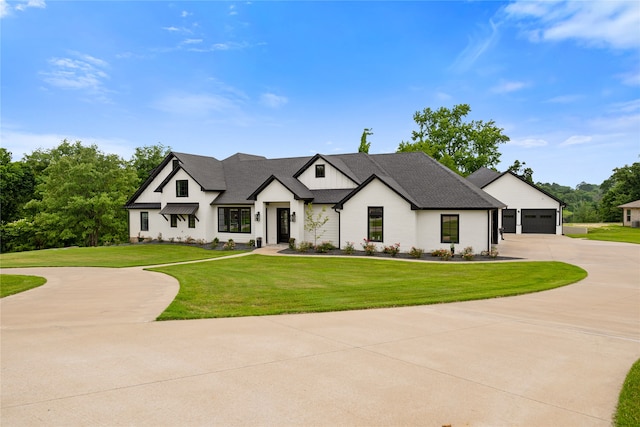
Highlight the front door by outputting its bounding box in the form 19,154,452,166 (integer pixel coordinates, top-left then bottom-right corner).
277,208,290,243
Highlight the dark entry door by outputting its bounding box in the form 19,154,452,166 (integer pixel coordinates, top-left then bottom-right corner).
277,208,290,243
502,209,516,233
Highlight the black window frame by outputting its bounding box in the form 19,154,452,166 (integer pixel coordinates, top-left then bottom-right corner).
315,164,325,178
170,214,178,228
367,206,383,242
176,180,189,197
140,211,149,231
218,207,252,234
441,214,459,244
188,214,196,229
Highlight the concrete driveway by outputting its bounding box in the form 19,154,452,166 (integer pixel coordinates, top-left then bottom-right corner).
1,235,638,426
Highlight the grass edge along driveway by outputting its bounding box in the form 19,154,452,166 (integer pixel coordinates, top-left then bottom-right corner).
152,254,587,320
0,245,248,268
0,275,47,298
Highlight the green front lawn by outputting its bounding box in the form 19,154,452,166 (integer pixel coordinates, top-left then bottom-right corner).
0,275,47,298
0,244,248,268
566,224,640,244
615,359,640,426
152,255,587,320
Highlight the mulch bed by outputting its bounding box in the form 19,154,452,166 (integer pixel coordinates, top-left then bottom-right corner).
276,248,519,262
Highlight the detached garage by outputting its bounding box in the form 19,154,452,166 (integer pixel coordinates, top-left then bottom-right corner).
468,168,565,235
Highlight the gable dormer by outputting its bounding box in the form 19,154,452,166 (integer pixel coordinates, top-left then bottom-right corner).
294,154,358,190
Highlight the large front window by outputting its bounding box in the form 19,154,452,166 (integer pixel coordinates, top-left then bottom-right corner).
441,214,459,243
176,180,188,197
140,212,149,231
218,207,251,233
368,207,383,242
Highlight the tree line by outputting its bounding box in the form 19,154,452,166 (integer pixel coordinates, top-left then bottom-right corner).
1,104,638,253
0,141,170,253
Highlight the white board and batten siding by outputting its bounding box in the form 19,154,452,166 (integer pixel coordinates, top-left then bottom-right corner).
303,204,339,246
339,178,418,250
416,210,491,253
297,159,357,190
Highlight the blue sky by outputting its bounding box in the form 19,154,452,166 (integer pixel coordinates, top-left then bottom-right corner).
1,1,638,187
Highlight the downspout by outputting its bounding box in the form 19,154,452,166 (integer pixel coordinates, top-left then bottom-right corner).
334,207,341,250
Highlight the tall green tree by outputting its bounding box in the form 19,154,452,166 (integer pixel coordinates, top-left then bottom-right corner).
507,159,534,183
599,162,640,222
0,148,36,224
130,143,171,185
25,140,137,247
358,128,373,153
397,104,509,176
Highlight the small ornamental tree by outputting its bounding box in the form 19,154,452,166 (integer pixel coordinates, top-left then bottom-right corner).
304,203,330,247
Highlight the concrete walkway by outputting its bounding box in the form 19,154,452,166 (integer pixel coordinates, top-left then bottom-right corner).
1,235,638,426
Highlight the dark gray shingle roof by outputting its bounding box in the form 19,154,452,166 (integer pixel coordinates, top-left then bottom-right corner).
129,151,506,210
466,167,502,188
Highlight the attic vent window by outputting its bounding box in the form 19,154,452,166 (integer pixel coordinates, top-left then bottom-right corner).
172,159,180,170
315,164,325,178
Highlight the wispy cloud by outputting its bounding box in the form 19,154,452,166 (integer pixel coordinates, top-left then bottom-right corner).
451,19,500,72
618,71,640,87
1,0,45,18
39,52,112,102
504,1,640,50
491,80,530,94
545,94,584,104
0,128,134,160
561,135,592,146
508,138,548,147
260,93,288,108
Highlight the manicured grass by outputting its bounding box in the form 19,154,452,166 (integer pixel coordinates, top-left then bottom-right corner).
152,255,587,320
615,359,640,427
1,274,47,298
566,224,640,244
0,245,248,268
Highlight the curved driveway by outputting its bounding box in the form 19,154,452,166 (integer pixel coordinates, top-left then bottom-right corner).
1,235,639,426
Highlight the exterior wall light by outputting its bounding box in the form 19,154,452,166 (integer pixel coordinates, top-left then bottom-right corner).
291,212,296,222
255,212,260,222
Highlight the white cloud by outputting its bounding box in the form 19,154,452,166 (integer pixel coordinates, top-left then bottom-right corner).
1,0,45,17
451,19,500,72
0,0,10,18
182,38,203,45
508,138,548,147
152,93,240,117
260,93,288,108
491,80,530,94
0,129,134,161
39,52,111,101
545,94,584,104
618,71,640,87
180,10,190,18
504,1,640,50
561,135,592,146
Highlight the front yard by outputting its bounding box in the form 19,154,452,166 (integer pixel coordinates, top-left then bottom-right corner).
151,255,586,319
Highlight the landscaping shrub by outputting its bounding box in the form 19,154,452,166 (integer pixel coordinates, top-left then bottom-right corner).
343,241,355,255
409,247,424,259
383,243,401,257
361,239,376,255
